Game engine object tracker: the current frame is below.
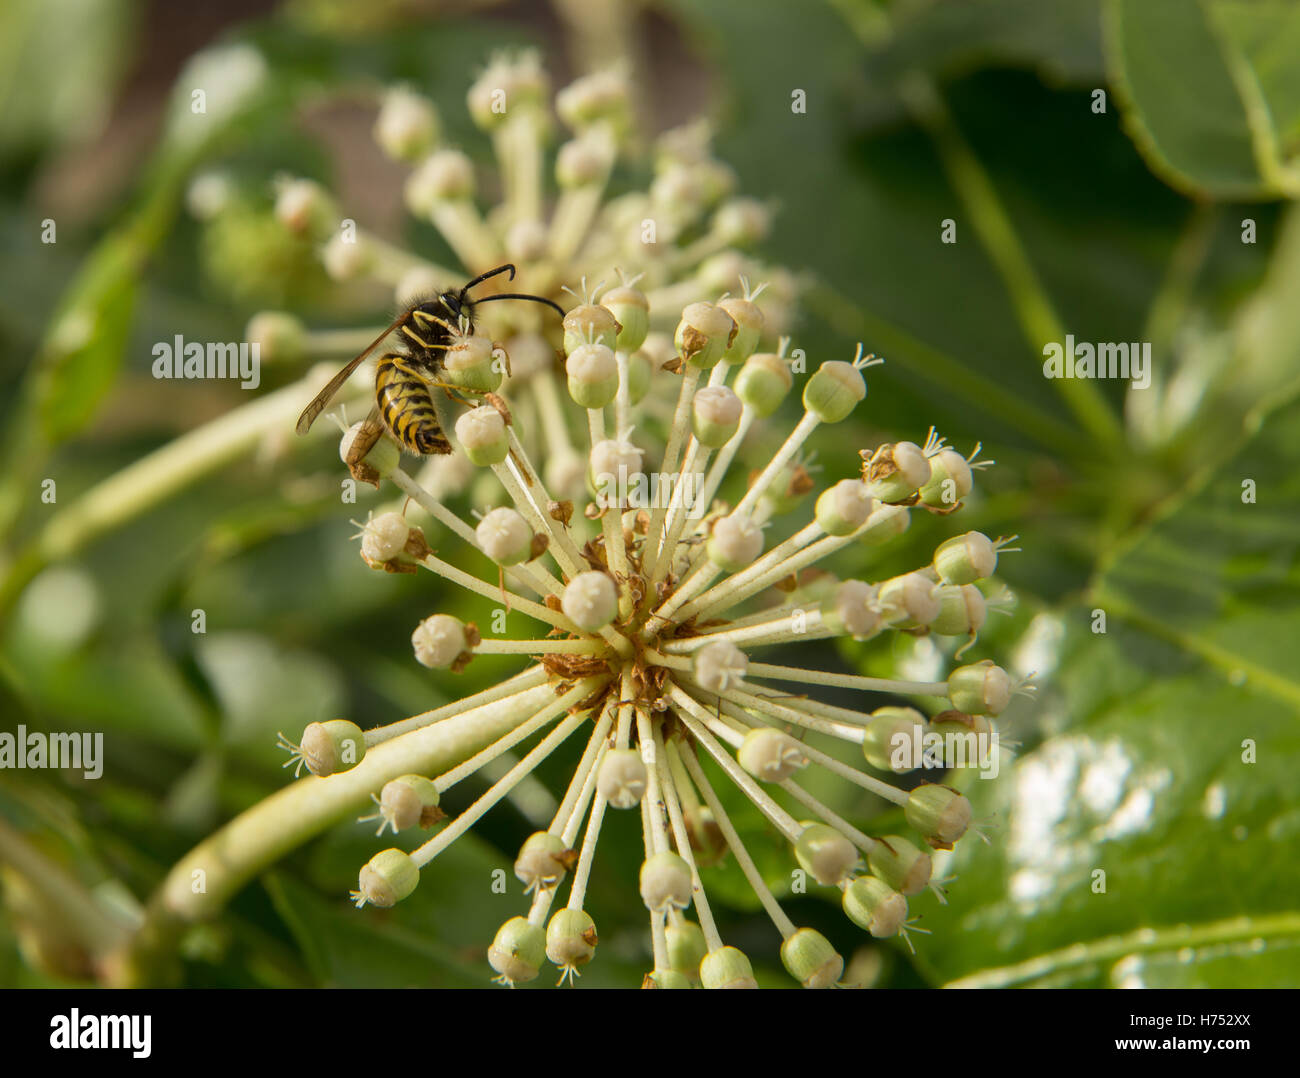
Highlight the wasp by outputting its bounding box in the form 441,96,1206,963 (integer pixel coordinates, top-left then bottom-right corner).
296,264,564,482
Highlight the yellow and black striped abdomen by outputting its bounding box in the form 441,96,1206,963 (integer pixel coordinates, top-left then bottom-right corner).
375,354,452,456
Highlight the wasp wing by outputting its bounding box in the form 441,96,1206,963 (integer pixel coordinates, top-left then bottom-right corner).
295,313,408,436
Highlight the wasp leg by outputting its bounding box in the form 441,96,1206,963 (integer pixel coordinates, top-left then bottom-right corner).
411,309,456,333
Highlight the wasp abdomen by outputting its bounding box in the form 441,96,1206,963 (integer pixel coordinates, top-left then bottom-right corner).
376,354,452,456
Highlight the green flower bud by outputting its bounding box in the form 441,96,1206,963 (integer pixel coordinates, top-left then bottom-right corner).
737,727,808,782
692,386,743,447
546,908,598,972
821,580,884,640
597,748,647,808
488,916,546,985
803,360,865,423
515,831,571,892
931,583,987,636
717,295,764,362
877,571,941,628
340,421,400,478
815,479,874,536
643,969,692,989
666,919,708,976
759,462,815,516
476,507,534,566
245,311,305,363
411,614,472,670
905,783,973,849
842,876,908,938
780,927,843,989
700,945,758,989
442,334,502,393
919,446,974,509
734,352,792,417
563,303,620,354
930,708,995,753
707,513,763,571
862,440,930,503
934,531,998,585
640,851,693,912
603,284,649,352
566,342,619,408
355,848,419,908
947,660,1013,716
625,350,653,404
675,302,737,370
561,571,619,632
867,836,932,896
795,822,858,885
374,86,440,161
377,774,442,832
861,706,927,773
694,639,748,693
299,719,366,776
455,406,509,466
857,503,910,545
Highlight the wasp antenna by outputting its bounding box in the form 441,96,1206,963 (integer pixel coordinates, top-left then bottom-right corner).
461,264,517,293
475,292,566,318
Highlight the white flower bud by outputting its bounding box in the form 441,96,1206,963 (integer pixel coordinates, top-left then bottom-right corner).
476,507,533,566
376,775,441,832
794,822,858,885
692,386,743,447
404,149,475,217
186,171,231,220
707,513,763,571
245,311,305,363
563,303,620,354
455,406,509,466
640,852,693,911
561,571,618,632
274,177,333,236
321,232,372,281
675,301,737,370
737,727,808,782
822,579,884,639
713,198,770,245
298,719,366,777
717,295,765,362
815,479,874,536
556,130,616,187
566,342,619,408
780,927,843,989
877,571,941,628
546,908,598,972
590,438,643,509
361,512,411,566
515,831,571,891
504,218,548,263
394,265,446,308
597,749,647,808
374,86,440,161
545,448,587,500
468,51,547,130
693,639,748,693
411,614,470,669
556,67,631,132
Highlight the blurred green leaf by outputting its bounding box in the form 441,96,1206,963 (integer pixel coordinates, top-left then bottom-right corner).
1105,0,1300,199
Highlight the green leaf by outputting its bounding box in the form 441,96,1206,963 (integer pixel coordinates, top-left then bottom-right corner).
1105,0,1300,199
910,396,1300,987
